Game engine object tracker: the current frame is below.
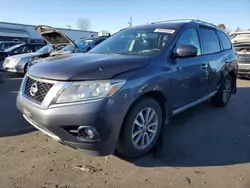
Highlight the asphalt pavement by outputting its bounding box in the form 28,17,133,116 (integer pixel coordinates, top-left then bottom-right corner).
0,72,250,188
0,72,34,137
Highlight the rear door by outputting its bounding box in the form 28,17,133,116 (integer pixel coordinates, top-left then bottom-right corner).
198,27,226,93
170,27,209,111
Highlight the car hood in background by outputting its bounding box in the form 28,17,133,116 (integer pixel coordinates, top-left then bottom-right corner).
50,50,72,56
36,25,75,46
8,52,38,59
28,53,150,81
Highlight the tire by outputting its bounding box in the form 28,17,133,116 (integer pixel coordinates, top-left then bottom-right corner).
117,97,163,158
23,63,28,75
211,75,233,107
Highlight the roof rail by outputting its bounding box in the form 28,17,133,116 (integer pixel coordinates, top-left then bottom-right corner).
193,19,218,28
150,18,198,24
151,18,218,28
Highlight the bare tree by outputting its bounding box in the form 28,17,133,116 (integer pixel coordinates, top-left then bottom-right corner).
100,30,110,34
76,18,91,30
235,27,243,32
218,23,226,30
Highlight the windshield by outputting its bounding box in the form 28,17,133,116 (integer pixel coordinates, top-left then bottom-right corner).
36,44,53,53
61,39,94,51
90,28,175,55
4,43,23,52
0,43,17,51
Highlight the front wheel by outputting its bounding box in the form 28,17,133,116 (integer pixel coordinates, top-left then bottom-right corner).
211,75,233,107
117,97,163,158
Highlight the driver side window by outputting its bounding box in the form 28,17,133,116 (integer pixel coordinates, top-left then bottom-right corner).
12,46,25,54
175,28,201,55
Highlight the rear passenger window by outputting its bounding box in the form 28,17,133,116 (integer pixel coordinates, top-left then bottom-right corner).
200,28,221,54
217,31,232,50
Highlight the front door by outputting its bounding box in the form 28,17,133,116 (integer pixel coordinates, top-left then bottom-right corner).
170,27,209,111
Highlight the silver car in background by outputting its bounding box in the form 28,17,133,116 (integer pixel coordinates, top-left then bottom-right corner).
230,31,250,44
3,44,53,74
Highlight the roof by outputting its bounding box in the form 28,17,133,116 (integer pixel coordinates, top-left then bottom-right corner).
129,22,186,30
0,21,97,33
127,19,219,31
0,27,28,34
0,41,22,44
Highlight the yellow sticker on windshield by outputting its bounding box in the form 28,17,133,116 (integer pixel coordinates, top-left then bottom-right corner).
154,29,175,34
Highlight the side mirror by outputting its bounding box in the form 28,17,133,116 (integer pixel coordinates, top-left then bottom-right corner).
174,45,198,58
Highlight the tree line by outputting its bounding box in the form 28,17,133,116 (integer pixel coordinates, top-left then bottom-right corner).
73,18,250,36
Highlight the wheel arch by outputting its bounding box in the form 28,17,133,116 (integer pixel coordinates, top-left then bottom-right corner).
120,90,171,132
228,70,237,94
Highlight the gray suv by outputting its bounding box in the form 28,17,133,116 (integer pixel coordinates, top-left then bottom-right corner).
16,19,238,158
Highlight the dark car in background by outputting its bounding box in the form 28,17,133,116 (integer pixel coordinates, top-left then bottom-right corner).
0,43,45,70
55,36,110,55
234,43,250,78
17,19,238,158
0,41,22,51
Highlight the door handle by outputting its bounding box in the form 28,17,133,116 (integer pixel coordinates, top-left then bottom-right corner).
201,63,208,69
225,58,230,63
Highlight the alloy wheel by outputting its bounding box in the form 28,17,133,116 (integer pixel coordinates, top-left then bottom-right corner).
223,79,232,103
131,107,158,149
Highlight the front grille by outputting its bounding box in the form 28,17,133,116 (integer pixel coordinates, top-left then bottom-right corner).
24,77,54,103
239,60,250,64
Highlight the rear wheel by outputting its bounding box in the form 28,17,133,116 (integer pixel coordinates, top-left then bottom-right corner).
211,75,233,107
117,97,163,158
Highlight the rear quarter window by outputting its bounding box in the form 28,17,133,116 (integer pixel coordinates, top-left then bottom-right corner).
217,31,232,50
199,28,221,55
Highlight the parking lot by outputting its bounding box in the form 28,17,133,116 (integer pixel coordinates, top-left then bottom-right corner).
0,72,250,188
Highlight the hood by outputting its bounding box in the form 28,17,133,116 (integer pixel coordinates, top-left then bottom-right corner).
36,25,75,46
8,52,38,59
50,50,72,56
28,53,150,81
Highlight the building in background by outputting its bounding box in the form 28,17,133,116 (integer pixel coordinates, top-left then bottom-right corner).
0,21,98,44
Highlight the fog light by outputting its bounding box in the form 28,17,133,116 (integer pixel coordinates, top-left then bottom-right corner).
85,128,94,138
77,126,99,141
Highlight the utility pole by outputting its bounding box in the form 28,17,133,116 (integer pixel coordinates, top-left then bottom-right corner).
66,25,72,29
128,17,132,27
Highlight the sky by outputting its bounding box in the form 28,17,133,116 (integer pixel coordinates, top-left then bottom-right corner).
1,0,250,33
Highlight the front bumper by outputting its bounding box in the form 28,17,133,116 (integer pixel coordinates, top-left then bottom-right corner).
4,63,25,73
16,93,127,156
238,63,250,76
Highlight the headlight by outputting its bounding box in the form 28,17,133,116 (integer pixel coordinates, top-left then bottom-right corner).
56,80,126,103
9,58,21,66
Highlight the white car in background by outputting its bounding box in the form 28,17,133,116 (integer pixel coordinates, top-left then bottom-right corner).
230,31,250,44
